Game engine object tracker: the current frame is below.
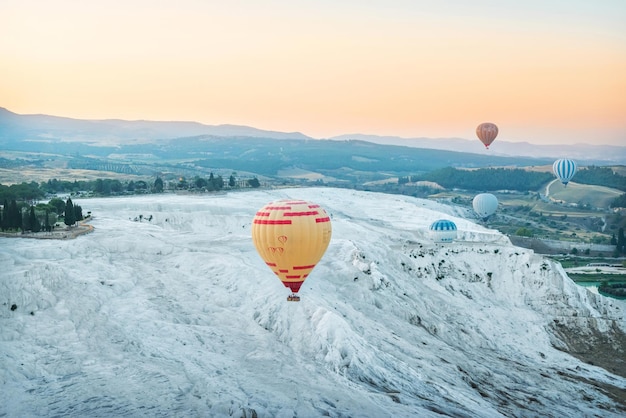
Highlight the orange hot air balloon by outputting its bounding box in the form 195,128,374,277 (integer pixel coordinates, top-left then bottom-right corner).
476,122,499,149
251,199,332,301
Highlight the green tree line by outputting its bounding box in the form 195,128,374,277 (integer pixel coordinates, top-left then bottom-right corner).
598,282,626,298
0,173,261,202
1,197,83,233
576,166,626,192
408,167,554,191
0,181,44,201
611,193,626,209
0,177,165,201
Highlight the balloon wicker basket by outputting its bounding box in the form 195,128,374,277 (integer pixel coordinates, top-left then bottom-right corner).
287,294,301,302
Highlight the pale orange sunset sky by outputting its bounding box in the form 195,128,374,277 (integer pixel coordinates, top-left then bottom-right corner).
1,0,625,145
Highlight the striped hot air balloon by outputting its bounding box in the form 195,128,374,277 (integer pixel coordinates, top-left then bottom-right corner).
429,219,457,243
251,199,332,301
476,122,499,149
552,159,577,186
472,193,498,220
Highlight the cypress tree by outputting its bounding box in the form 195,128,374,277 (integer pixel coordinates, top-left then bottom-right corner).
4,200,11,230
1,199,8,231
154,177,163,192
618,228,625,254
64,198,76,227
45,209,51,232
20,205,27,232
9,200,20,230
74,204,83,222
29,206,41,232
22,207,31,231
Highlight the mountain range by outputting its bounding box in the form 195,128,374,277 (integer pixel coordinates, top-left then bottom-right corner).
332,133,626,165
1,107,625,165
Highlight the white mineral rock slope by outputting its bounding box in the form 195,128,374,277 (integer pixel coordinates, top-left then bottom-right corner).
1,188,625,417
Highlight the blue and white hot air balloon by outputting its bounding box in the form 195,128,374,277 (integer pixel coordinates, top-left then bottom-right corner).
429,219,457,243
552,159,577,186
472,193,498,220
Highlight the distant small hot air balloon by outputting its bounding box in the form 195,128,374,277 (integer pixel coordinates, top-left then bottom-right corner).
476,123,499,149
552,159,577,186
251,199,332,301
429,219,457,243
472,193,498,220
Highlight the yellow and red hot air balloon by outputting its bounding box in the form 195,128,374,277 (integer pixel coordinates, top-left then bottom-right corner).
251,199,332,301
476,122,498,149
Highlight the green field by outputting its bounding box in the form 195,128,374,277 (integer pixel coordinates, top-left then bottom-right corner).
547,181,623,208
566,273,626,283
548,256,624,268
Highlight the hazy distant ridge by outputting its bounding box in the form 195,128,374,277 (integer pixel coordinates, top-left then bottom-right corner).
331,133,626,164
0,107,311,144
1,107,624,164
